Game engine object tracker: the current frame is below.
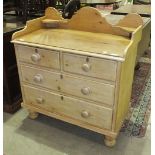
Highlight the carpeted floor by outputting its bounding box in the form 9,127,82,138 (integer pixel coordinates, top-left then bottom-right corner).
121,50,151,137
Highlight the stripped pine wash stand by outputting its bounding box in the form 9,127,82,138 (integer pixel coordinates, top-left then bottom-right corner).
12,7,143,147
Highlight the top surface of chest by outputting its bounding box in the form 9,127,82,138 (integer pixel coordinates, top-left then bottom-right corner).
12,7,143,62
16,29,130,58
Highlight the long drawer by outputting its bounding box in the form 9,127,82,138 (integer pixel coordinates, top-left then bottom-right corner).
16,45,60,70
23,85,113,129
20,65,115,106
61,74,115,106
62,53,117,81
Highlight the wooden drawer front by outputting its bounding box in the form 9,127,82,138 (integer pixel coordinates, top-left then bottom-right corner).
61,75,115,106
63,53,117,81
16,45,60,69
23,85,113,129
20,65,60,91
20,66,114,105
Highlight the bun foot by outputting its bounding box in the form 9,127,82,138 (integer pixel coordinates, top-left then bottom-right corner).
104,136,116,147
28,110,39,119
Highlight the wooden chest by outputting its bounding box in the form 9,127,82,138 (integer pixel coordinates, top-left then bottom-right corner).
12,7,143,147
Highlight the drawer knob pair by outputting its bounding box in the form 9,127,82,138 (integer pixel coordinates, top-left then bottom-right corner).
82,64,91,72
81,87,91,95
31,53,41,62
81,110,90,118
36,97,44,104
33,74,43,83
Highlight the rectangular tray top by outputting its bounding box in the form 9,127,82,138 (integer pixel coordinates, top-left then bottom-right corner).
12,7,144,61
15,29,131,58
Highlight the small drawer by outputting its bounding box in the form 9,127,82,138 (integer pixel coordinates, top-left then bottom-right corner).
23,85,113,130
63,53,117,81
16,45,60,69
61,75,115,106
20,65,60,91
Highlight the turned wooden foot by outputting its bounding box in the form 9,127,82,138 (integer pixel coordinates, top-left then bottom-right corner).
104,136,116,147
28,110,39,119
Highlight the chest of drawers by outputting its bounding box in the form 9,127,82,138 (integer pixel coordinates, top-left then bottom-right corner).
12,7,143,147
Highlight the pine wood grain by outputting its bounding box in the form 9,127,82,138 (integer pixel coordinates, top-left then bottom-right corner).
63,52,117,81
114,26,143,132
17,44,60,70
14,29,130,58
23,85,113,130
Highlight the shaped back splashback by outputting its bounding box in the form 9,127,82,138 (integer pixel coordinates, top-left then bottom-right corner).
12,7,143,40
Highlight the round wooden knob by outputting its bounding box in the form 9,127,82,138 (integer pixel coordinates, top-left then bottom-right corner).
36,97,44,104
31,53,41,62
82,64,91,72
33,74,43,83
81,110,90,118
81,87,91,95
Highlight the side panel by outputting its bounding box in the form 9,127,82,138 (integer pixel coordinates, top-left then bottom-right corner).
114,42,138,132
